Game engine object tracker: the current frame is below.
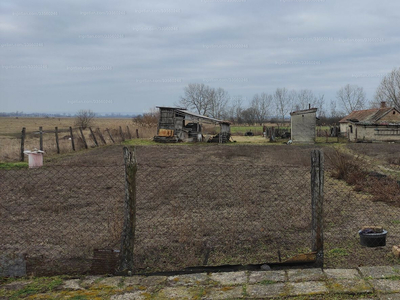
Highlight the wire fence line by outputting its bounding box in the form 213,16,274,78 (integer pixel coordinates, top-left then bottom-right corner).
1,146,399,277
0,165,125,276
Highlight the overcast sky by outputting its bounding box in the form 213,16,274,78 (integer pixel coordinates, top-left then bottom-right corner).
1,0,399,114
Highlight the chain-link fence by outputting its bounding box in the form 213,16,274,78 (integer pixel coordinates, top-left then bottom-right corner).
0,165,124,276
324,149,400,268
134,162,313,273
1,145,399,277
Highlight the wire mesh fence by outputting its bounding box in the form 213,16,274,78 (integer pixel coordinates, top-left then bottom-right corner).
134,163,313,273
0,165,125,276
1,145,400,277
323,149,400,268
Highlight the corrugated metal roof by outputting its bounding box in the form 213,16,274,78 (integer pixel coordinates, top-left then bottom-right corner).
157,106,230,124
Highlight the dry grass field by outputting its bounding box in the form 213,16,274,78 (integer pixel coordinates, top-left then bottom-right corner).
0,117,156,162
1,143,400,275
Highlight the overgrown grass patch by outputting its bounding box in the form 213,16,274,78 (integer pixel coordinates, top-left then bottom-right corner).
1,276,64,300
0,162,28,169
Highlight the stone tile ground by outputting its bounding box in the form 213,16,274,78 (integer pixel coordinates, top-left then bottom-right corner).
1,266,400,299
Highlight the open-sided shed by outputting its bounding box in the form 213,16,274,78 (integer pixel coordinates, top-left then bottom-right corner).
154,107,231,143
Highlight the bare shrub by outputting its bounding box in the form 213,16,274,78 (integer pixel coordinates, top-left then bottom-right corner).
368,177,400,205
328,148,400,207
75,110,96,129
327,148,365,181
133,108,159,127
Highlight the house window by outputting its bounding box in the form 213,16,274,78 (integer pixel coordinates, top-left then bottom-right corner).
375,128,400,135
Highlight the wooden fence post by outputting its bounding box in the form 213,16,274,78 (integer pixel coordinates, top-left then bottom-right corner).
119,146,137,274
89,127,98,147
136,129,139,139
20,127,26,162
119,126,125,142
55,127,60,154
39,126,43,151
79,127,88,149
69,127,75,151
97,128,107,145
106,128,115,144
69,126,75,151
126,126,132,139
311,150,324,267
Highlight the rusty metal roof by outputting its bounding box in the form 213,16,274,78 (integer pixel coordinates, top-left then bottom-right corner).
339,107,397,124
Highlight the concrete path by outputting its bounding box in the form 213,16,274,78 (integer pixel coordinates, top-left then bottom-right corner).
2,266,400,299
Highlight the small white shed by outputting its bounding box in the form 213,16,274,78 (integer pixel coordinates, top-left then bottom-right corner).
290,108,317,143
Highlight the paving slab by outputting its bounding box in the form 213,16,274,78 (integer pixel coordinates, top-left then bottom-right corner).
328,279,373,294
210,271,247,285
63,279,83,290
123,276,144,287
167,273,209,286
324,268,361,280
140,275,167,287
379,294,400,300
96,276,123,288
157,286,203,299
359,266,399,279
371,279,400,293
287,268,326,282
110,291,147,300
246,283,285,299
80,275,102,288
287,281,329,296
248,271,286,284
205,286,243,299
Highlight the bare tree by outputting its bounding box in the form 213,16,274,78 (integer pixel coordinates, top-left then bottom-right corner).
208,87,230,119
336,84,366,114
178,83,211,115
329,99,341,118
375,67,400,110
274,88,295,125
224,96,244,123
75,109,96,129
241,107,258,125
251,93,273,125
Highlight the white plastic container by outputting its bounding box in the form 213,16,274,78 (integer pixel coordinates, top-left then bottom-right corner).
24,149,45,168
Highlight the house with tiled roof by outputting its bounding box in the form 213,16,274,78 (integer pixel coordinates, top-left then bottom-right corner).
339,102,400,142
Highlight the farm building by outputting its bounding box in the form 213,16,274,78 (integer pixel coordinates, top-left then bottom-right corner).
154,107,231,143
339,102,400,142
290,108,318,143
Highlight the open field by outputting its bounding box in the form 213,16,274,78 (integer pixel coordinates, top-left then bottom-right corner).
1,143,400,275
0,117,157,162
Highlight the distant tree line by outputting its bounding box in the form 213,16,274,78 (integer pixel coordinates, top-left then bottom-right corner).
172,67,400,125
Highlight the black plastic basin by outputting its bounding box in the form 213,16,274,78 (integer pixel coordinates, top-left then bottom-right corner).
359,230,387,247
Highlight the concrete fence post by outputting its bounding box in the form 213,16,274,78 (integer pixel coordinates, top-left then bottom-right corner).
119,146,137,274
311,150,324,267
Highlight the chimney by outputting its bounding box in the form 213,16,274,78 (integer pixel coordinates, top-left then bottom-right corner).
381,101,387,108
